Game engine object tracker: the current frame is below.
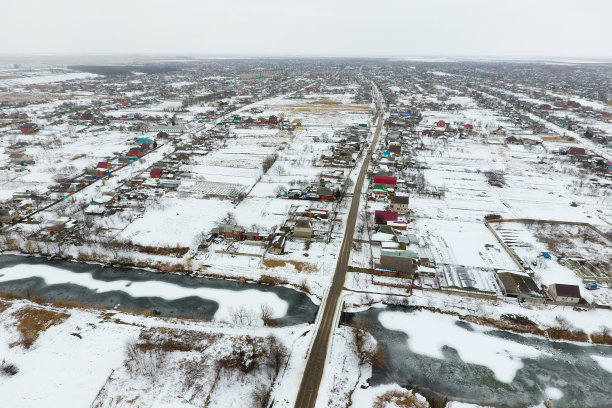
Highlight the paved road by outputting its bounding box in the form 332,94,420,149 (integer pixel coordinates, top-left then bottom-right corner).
294,85,384,408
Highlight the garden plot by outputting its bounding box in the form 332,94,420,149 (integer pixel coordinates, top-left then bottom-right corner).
118,196,231,247
415,134,609,224
180,180,248,197
415,218,518,271
240,94,372,126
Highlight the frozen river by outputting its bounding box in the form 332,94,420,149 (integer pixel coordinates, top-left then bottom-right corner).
0,255,318,326
347,306,612,408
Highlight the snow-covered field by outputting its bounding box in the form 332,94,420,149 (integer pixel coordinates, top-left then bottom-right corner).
0,298,312,408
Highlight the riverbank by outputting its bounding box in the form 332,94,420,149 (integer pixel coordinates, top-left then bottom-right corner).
343,288,612,347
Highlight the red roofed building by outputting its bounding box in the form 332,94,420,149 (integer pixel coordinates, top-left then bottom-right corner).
150,168,165,178
127,148,144,158
566,147,586,155
373,175,397,187
375,210,398,225
96,161,112,177
20,123,39,134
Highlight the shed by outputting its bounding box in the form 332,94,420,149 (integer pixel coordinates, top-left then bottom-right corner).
495,271,542,300
294,219,313,238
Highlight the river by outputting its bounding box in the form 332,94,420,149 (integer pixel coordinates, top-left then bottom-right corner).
346,305,612,408
0,255,317,326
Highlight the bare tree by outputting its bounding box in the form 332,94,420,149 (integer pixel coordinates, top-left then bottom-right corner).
260,304,274,326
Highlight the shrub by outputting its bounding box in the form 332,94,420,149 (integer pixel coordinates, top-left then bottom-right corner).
590,326,612,345
261,154,278,174
297,278,311,294
373,390,428,408
546,327,588,342
218,335,265,373
124,338,167,380
0,291,22,301
1,360,18,376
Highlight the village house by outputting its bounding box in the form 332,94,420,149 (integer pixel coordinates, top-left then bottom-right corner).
375,210,398,225
548,284,581,303
127,148,145,158
269,234,286,254
373,175,397,188
9,153,34,164
566,146,586,155
505,136,521,145
379,249,419,274
211,224,245,240
391,195,409,213
4,142,28,155
20,123,39,134
150,168,165,178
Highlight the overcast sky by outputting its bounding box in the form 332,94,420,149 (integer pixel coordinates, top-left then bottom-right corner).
1,0,610,59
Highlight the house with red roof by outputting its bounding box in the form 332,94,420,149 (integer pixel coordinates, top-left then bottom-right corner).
150,168,165,178
373,175,397,187
375,210,398,225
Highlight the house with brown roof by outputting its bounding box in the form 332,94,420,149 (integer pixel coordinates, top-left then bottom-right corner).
391,196,409,213
548,284,581,303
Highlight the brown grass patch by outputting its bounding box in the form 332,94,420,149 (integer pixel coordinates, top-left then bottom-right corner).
0,291,23,301
51,299,89,309
263,259,317,273
464,314,545,336
10,306,70,349
546,327,589,342
373,390,428,408
258,274,289,286
132,244,189,258
541,135,575,142
0,300,9,314
137,327,218,353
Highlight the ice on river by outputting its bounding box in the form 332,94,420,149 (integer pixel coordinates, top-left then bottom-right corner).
0,263,288,322
378,310,543,383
